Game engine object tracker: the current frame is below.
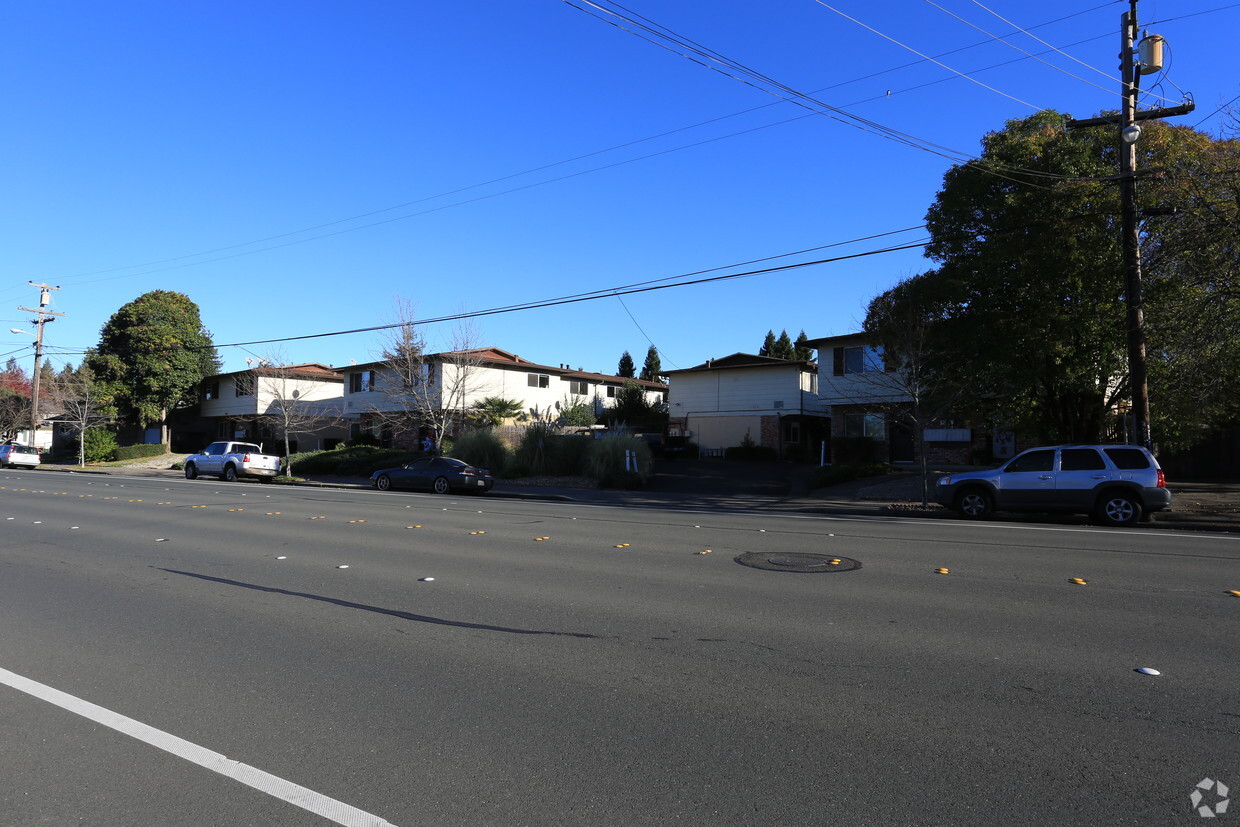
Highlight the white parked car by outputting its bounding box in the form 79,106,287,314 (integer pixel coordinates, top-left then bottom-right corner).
0,444,41,469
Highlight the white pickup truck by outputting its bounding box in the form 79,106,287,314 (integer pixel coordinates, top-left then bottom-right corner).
184,441,282,482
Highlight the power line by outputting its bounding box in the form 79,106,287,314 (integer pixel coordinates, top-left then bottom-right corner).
3,2,1157,293
814,0,1044,111
924,0,1143,103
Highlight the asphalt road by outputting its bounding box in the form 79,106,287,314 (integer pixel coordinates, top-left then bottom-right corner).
1,469,1237,825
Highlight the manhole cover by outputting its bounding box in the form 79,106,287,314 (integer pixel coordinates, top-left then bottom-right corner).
735,552,861,573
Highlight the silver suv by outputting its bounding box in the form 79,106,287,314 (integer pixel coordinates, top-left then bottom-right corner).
934,444,1171,526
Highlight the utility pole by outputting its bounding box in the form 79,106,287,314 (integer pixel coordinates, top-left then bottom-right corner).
1067,0,1192,449
18,282,64,448
1119,3,1150,449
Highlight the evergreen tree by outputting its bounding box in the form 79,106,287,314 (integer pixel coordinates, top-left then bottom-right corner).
617,351,636,378
793,330,813,361
773,330,795,360
759,330,776,357
639,346,663,382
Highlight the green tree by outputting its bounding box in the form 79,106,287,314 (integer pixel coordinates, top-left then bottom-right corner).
919,110,1127,443
603,379,667,430
617,351,636,378
558,396,597,428
793,330,813,362
759,330,776,357
773,330,795,360
86,291,220,445
639,346,663,382
916,110,1240,448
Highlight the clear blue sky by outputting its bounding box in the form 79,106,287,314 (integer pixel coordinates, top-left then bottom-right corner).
1,1,1234,377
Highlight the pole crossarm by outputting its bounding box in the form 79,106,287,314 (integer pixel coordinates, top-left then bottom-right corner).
1065,102,1196,130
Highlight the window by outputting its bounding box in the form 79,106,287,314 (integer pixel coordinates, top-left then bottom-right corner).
569,380,588,395
1061,448,1105,471
1104,447,1151,470
348,371,373,393
235,374,255,397
528,373,549,389
1006,449,1055,473
605,386,617,398
833,345,888,376
844,413,885,440
203,380,219,400
784,421,801,444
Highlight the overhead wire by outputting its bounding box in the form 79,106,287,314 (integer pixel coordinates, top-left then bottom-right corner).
923,0,1133,102
4,1,1146,294
813,0,1044,111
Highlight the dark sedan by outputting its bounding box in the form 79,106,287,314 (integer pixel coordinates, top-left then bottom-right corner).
371,457,494,494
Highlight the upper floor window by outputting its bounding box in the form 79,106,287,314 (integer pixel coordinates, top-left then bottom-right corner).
203,380,220,400
348,371,373,393
835,346,886,376
528,373,550,389
235,374,255,397
569,380,588,396
605,386,617,398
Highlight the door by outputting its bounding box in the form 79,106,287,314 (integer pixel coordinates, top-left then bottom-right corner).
889,422,915,463
1054,447,1112,509
996,448,1056,509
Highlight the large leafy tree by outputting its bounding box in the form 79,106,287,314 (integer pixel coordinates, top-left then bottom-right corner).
875,111,1238,449
1137,125,1240,447
86,291,220,445
919,110,1126,443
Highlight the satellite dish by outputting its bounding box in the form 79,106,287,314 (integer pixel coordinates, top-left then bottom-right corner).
245,358,255,365
349,358,357,365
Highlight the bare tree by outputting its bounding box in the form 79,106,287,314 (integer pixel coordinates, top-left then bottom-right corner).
45,363,111,466
253,353,344,476
370,301,488,452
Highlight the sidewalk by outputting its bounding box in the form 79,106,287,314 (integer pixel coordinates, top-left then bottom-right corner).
35,459,1240,533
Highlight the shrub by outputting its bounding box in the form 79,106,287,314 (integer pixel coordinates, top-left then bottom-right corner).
336,449,419,477
725,444,778,461
80,429,118,463
514,421,559,476
831,437,876,465
114,443,168,461
450,429,508,472
586,435,651,486
346,432,380,447
550,434,592,475
284,445,416,477
808,463,892,490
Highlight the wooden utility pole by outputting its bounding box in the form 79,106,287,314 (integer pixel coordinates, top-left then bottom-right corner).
1068,0,1193,449
18,282,64,447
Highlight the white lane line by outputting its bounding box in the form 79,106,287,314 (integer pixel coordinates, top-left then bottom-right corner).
0,667,395,827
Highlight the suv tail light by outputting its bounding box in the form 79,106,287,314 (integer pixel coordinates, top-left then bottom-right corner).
243,453,251,462
1156,469,1166,488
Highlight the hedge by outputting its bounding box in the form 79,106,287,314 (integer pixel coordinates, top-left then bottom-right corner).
114,443,168,461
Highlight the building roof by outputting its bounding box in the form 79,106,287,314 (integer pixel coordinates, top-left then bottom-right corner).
664,353,815,374
339,348,666,389
802,333,868,348
208,363,342,381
